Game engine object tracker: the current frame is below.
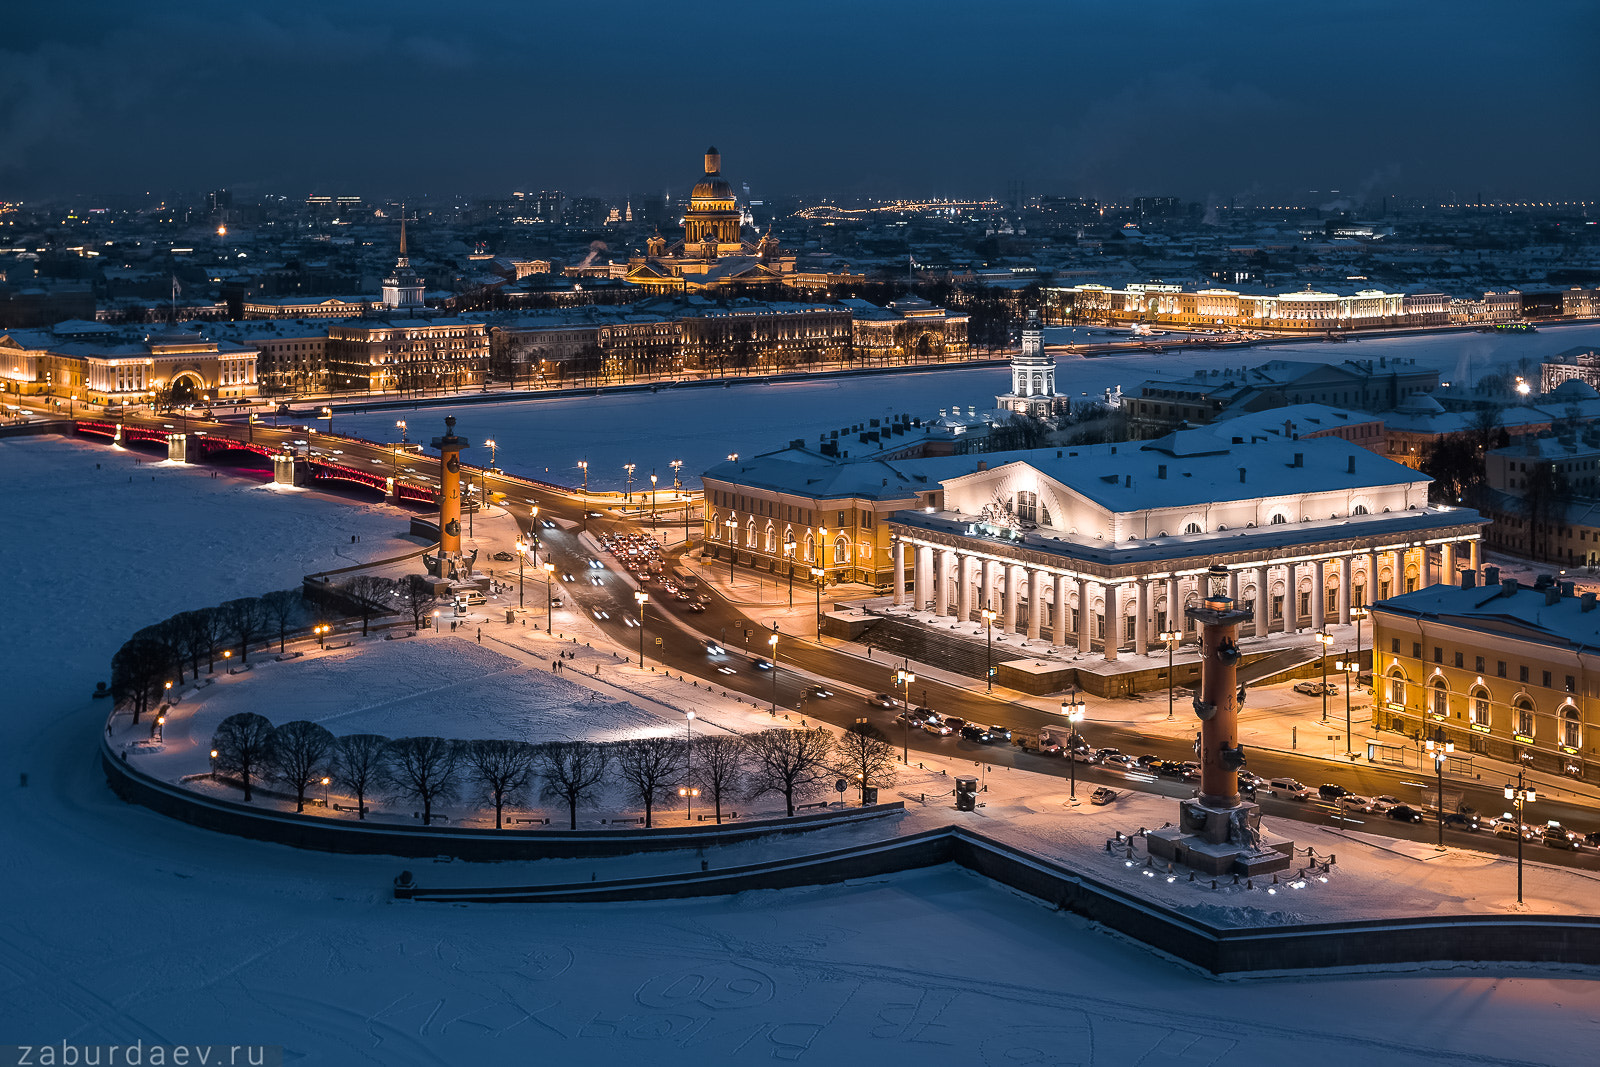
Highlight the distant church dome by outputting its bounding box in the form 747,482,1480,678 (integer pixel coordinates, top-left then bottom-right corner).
1550,377,1600,401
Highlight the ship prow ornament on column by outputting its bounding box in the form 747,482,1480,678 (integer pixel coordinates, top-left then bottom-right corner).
1148,565,1294,876
425,416,478,582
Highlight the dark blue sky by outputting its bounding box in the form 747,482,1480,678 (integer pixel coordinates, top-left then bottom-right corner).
3,0,1595,202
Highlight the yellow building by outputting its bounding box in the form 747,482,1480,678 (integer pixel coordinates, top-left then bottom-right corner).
1373,569,1597,784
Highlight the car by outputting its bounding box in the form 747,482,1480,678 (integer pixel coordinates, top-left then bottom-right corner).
1265,778,1313,800
1236,771,1266,792
560,572,575,582
1543,823,1580,850
588,558,604,569
592,609,609,621
1441,811,1480,831
684,602,706,613
1385,804,1424,824
703,640,725,655
1366,794,1402,814
1293,680,1337,696
920,720,953,737
1102,753,1140,771
987,724,1012,742
803,685,833,699
1492,819,1535,842
865,693,896,709
1318,783,1351,801
1136,754,1164,768
715,665,737,675
1168,760,1199,779
491,550,516,562
751,658,772,671
894,710,924,726
1093,747,1124,764
1337,794,1373,812
959,724,994,743
941,716,969,734
585,510,603,519
675,591,693,601
1089,787,1119,806
622,615,638,627
541,519,556,529
1585,830,1600,849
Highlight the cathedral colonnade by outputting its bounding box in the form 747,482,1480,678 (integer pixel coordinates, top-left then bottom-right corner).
898,536,1483,662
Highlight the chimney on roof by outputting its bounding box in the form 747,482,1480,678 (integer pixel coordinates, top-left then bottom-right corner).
1583,592,1597,613
1158,464,1167,479
1461,569,1476,589
1239,467,1246,483
1292,452,1304,468
976,460,987,471
1484,565,1500,586
1561,580,1576,598
1346,455,1356,474
1545,585,1561,606
1124,474,1132,488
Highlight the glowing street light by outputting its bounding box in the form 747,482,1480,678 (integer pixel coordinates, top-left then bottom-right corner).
515,538,529,607
577,460,589,531
623,462,636,502
650,471,658,524
1315,630,1334,722
314,623,330,648
321,775,331,808
1505,767,1537,903
396,419,407,443
1159,628,1181,720
897,666,915,762
1062,692,1086,803
1426,726,1454,850
767,631,779,711
542,560,555,631
981,608,999,692
683,709,697,820
1335,653,1358,756
634,591,649,667
486,437,498,470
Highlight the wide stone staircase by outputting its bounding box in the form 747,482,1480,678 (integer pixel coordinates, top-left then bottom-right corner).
857,614,1011,683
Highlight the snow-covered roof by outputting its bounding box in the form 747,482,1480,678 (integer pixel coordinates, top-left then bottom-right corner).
1376,580,1600,651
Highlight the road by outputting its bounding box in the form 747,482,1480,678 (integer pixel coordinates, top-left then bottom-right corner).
99,409,1600,868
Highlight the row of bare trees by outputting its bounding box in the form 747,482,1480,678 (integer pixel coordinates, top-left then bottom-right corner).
110,591,306,723
336,574,438,634
209,715,899,829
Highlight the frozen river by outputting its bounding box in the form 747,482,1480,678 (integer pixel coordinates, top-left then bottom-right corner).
331,323,1600,492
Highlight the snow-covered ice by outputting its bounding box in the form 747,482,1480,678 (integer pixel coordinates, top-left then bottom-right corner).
1,425,1596,1064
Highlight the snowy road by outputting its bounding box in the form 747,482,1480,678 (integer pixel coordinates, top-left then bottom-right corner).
0,436,1595,1064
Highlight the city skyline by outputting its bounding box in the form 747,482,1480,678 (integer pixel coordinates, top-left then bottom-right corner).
3,0,1597,203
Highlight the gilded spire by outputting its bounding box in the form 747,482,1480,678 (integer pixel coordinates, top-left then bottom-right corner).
399,202,408,257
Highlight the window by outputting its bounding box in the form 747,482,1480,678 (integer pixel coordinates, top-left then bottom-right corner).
832,536,849,566
1561,706,1580,749
1353,504,1369,515
1326,588,1337,613
1017,491,1038,524
1475,656,1485,674
1389,672,1406,706
1431,679,1448,719
1271,594,1283,619
1298,591,1310,617
1124,615,1136,641
1454,651,1464,669
1566,675,1576,694
1520,665,1529,683
1413,642,1422,660
803,533,815,563
1516,701,1534,739
1433,647,1443,664
1542,670,1552,689
1497,661,1507,678
1270,513,1287,525
837,511,846,527
1471,688,1490,728
1184,521,1202,535
1391,638,1401,655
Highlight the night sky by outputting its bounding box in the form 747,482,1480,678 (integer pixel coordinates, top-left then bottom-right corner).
3,0,1595,202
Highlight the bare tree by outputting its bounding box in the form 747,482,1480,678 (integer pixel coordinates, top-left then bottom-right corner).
835,721,898,805
461,738,539,828
212,711,275,802
342,575,395,636
333,733,388,819
176,610,210,679
385,736,459,825
745,727,835,816
110,636,170,725
613,737,684,827
395,574,439,631
267,720,336,812
147,616,188,684
219,596,267,664
260,589,303,653
692,735,747,824
189,606,228,674
537,741,610,829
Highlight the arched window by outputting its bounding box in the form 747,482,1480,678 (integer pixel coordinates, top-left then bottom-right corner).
803,533,815,563
745,518,756,547
1431,678,1449,719
709,510,719,538
764,523,776,554
833,536,849,565
1561,705,1581,749
1016,491,1038,524
1353,504,1369,515
1389,670,1406,708
1470,687,1491,728
1270,512,1288,525
1515,699,1534,739
1183,522,1202,535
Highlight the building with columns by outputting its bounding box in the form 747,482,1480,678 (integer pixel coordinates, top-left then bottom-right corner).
994,311,1069,420
886,428,1483,663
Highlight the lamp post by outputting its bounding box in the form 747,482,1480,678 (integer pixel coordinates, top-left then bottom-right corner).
785,535,796,607
1425,725,1454,850
1315,630,1334,722
725,518,739,586
485,437,498,471
1159,628,1181,719
1336,653,1356,756
811,566,826,635
981,608,999,692
315,623,329,648
767,631,779,712
528,503,540,567
515,538,528,607
247,412,257,443
1505,766,1536,904
650,472,658,525
321,775,330,808
683,709,696,821
154,713,165,743
1351,605,1369,687
320,405,333,434
542,561,555,631
623,462,636,503
897,666,915,762
577,460,589,532
634,590,649,667
397,419,407,444
1062,691,1086,803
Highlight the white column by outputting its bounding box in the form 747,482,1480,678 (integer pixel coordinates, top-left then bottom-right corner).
956,554,972,621
1077,577,1092,652
938,549,954,615
1440,541,1456,587
1469,539,1481,573
1364,549,1378,607
1103,583,1120,661
1052,574,1068,646
979,560,993,617
1389,548,1404,597
1311,559,1325,631
1254,565,1270,635
915,545,931,611
1027,568,1042,640
1167,575,1180,635
1229,568,1240,603
1003,564,1019,634
1135,578,1149,656
1338,556,1352,625
892,541,905,606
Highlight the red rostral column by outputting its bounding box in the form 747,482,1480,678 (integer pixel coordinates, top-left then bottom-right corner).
1187,564,1251,807
431,416,470,556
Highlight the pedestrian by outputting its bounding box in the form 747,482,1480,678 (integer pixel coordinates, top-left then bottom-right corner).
476,627,481,643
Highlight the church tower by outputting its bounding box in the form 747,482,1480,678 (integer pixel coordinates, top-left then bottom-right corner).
996,310,1063,418
381,207,426,311
681,146,743,250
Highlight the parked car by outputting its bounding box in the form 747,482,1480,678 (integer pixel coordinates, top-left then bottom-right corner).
865,693,895,709
1089,787,1119,806
959,724,994,743
1293,680,1337,696
491,551,515,562
1386,804,1424,824
921,719,953,737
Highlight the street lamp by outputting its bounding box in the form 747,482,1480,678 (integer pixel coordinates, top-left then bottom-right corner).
515,538,528,607
542,561,555,631
811,566,826,634
1505,767,1537,904
314,623,329,648
981,608,999,692
784,534,796,607
154,713,165,743
634,590,649,667
1315,630,1334,722
897,666,915,762
486,438,498,470
396,419,407,444
1425,725,1454,850
767,631,779,711
1351,605,1369,686
321,775,331,808
1062,692,1086,803
1335,653,1356,756
319,405,333,433
1159,628,1181,720
247,412,257,443
577,460,589,531
725,517,740,585
623,462,636,503
684,710,696,820
650,472,658,524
